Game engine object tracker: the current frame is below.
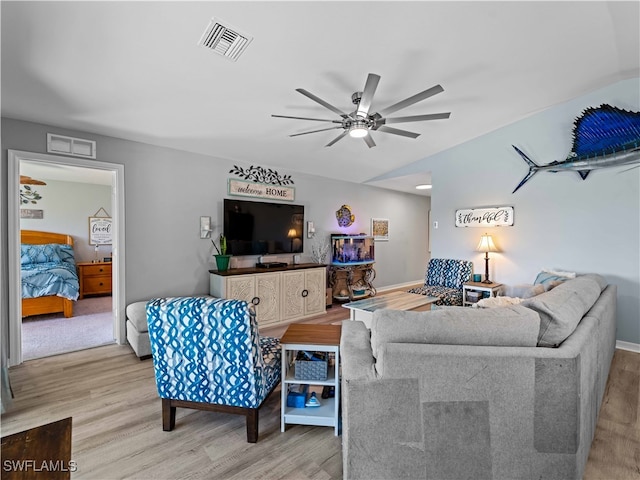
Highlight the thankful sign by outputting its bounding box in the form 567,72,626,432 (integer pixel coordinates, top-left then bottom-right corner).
455,207,514,227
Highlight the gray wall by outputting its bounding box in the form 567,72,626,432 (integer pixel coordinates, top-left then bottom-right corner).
395,78,640,345
2,117,430,306
20,179,112,263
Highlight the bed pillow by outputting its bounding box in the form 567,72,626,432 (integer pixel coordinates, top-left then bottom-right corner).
21,243,75,266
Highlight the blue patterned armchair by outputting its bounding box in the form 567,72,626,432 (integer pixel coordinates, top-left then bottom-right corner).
407,258,473,306
146,296,281,443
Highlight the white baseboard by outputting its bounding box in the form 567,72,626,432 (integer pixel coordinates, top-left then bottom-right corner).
616,340,640,353
377,280,423,293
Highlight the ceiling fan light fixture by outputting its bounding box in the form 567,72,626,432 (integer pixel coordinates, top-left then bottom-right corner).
349,121,369,138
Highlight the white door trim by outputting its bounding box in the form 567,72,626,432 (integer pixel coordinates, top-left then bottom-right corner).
8,150,126,366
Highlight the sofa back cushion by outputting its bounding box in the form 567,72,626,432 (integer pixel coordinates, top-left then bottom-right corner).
370,305,541,359
522,274,604,347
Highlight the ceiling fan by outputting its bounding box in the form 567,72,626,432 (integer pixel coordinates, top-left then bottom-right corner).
272,73,451,148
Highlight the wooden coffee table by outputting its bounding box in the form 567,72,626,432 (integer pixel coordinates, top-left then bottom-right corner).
342,291,439,328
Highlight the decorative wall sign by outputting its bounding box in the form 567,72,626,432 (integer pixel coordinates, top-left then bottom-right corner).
89,217,112,245
455,207,514,228
371,218,389,241
20,209,44,219
511,104,640,193
335,205,355,227
229,165,294,185
89,207,112,245
228,179,295,201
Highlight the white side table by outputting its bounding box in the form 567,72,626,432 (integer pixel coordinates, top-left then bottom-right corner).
280,324,341,436
463,281,503,306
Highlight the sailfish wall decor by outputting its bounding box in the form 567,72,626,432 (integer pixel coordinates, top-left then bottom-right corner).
511,104,640,193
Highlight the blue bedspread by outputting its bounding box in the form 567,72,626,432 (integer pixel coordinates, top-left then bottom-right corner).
21,244,80,301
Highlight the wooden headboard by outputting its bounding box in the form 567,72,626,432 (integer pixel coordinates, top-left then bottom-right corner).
21,230,74,246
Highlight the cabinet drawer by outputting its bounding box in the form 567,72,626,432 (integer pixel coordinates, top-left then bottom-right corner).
83,276,112,295
81,263,112,277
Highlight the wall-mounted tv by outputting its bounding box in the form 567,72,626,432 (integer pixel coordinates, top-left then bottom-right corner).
223,198,304,256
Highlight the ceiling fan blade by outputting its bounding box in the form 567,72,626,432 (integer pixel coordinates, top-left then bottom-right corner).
290,126,343,137
296,88,350,119
378,84,445,117
272,114,342,123
377,125,421,139
363,134,376,148
356,73,381,119
325,131,349,147
383,112,451,124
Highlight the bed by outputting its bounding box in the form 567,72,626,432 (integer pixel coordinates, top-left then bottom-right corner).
21,230,80,318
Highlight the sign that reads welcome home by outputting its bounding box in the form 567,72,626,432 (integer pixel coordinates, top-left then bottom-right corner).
455,206,514,227
228,179,295,201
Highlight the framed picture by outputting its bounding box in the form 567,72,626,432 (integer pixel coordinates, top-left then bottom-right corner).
89,216,113,245
371,218,389,241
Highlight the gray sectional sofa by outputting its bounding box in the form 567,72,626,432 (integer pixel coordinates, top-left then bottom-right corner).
340,274,616,480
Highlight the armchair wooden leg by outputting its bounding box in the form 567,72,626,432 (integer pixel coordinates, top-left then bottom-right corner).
162,398,176,431
246,408,258,443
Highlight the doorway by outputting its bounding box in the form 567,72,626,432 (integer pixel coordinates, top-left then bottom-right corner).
8,150,126,367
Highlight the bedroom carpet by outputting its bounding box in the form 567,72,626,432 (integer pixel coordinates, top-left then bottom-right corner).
22,296,115,360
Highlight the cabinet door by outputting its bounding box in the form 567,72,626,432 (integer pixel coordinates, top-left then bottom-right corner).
226,275,255,303
304,268,326,316
254,273,280,325
281,271,306,321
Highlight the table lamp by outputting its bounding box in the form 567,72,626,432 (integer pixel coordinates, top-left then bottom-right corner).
287,228,297,252
476,233,499,284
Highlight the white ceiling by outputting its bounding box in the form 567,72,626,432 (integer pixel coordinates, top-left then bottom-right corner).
2,1,639,196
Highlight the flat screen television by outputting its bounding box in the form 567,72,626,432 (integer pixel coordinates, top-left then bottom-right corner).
223,198,304,256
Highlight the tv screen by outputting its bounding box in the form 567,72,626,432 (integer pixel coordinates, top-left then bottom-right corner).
223,199,304,255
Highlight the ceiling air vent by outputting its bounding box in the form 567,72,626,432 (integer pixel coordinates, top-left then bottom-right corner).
198,17,253,62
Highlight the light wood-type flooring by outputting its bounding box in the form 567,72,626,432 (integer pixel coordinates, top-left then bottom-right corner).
2,290,639,479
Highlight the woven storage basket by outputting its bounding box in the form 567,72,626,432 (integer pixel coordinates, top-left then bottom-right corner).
295,360,328,381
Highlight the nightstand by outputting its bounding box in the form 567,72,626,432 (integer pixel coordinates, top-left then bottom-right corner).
77,262,112,299
462,281,503,306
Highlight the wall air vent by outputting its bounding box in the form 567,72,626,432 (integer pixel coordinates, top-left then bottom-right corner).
198,17,253,62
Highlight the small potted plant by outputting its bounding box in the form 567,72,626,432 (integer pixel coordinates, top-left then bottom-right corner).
212,234,231,272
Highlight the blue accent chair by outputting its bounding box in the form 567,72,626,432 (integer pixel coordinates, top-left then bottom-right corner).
407,258,473,306
146,296,281,443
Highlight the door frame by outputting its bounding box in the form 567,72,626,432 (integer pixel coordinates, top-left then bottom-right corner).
8,150,126,366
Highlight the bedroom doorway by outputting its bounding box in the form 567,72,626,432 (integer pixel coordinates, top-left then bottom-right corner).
7,150,126,366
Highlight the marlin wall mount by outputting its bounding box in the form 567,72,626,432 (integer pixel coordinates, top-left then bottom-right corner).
511,104,640,193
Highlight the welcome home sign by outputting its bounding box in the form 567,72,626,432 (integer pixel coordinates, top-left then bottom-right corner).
228,179,295,201
455,206,514,227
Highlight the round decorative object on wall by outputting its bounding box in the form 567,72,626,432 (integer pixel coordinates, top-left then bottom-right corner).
336,204,355,227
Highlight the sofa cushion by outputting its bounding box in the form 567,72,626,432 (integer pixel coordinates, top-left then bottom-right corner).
406,285,463,306
126,301,149,333
522,275,602,347
503,283,545,299
370,305,541,359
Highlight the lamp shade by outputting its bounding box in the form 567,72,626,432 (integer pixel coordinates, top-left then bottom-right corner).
287,228,297,238
476,233,499,253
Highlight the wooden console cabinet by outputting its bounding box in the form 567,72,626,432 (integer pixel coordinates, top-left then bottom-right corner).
77,262,112,299
209,264,327,326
